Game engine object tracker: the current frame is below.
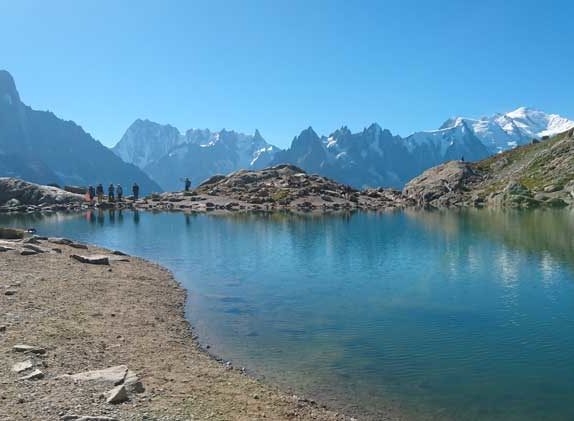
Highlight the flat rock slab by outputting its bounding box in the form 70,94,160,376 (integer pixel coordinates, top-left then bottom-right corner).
48,237,74,245
20,249,39,256
70,254,110,265
22,244,49,253
69,243,89,249
12,359,34,373
65,365,128,385
108,255,130,262
0,245,15,252
19,369,44,380
63,416,118,421
12,344,46,354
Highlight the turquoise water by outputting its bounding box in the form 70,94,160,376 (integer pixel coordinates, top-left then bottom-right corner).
3,209,574,420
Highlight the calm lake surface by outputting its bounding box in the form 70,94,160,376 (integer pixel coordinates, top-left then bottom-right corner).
3,209,574,420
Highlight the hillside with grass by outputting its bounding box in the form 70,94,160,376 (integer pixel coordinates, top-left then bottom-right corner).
403,128,574,208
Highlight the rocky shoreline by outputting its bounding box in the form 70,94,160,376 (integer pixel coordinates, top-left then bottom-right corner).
0,230,398,421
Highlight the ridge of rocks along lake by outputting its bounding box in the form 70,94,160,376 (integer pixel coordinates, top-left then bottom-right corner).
3,209,574,420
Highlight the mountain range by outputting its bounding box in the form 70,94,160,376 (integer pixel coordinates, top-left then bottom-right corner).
114,107,574,190
0,70,160,193
1,68,572,192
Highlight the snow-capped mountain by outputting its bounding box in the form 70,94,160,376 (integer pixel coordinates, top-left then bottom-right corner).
272,121,489,188
113,121,279,191
113,119,184,169
112,107,573,191
271,108,573,188
440,107,574,153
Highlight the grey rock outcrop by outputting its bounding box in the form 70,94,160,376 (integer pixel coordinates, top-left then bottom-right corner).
403,161,484,207
0,177,84,207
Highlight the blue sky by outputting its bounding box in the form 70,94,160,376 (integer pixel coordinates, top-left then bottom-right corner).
2,0,573,148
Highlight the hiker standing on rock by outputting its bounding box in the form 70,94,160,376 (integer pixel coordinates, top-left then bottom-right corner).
132,183,140,201
116,184,123,202
108,184,115,202
87,185,95,203
184,177,191,192
96,184,104,203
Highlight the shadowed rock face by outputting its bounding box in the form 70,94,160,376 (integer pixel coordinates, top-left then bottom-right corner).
0,70,162,194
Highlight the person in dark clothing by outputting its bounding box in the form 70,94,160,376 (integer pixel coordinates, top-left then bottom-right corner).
132,183,140,201
96,184,104,203
116,184,123,202
184,177,191,192
108,184,115,202
88,185,95,202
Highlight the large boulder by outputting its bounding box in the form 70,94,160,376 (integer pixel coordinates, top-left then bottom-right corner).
0,177,85,207
403,161,483,207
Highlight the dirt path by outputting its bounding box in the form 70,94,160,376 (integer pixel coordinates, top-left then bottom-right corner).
0,236,364,421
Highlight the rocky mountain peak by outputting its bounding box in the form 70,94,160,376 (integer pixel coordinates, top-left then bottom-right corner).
0,70,21,107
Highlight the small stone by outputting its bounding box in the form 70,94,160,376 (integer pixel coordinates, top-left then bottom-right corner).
0,325,6,333
12,360,34,373
13,344,46,354
4,289,17,296
19,369,44,380
105,384,128,404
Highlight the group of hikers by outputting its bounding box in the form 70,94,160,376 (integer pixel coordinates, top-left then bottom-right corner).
85,177,192,205
86,183,140,204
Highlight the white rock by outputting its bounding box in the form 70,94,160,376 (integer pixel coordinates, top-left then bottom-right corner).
12,360,33,373
19,369,44,380
12,344,46,354
65,365,127,385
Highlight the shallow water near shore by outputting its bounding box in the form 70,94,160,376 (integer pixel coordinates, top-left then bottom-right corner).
3,209,574,420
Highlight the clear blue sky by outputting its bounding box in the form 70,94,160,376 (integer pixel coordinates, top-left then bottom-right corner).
2,0,573,148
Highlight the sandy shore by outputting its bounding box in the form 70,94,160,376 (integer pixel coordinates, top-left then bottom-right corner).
0,235,369,421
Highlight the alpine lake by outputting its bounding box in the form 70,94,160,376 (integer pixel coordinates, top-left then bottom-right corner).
2,209,574,420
